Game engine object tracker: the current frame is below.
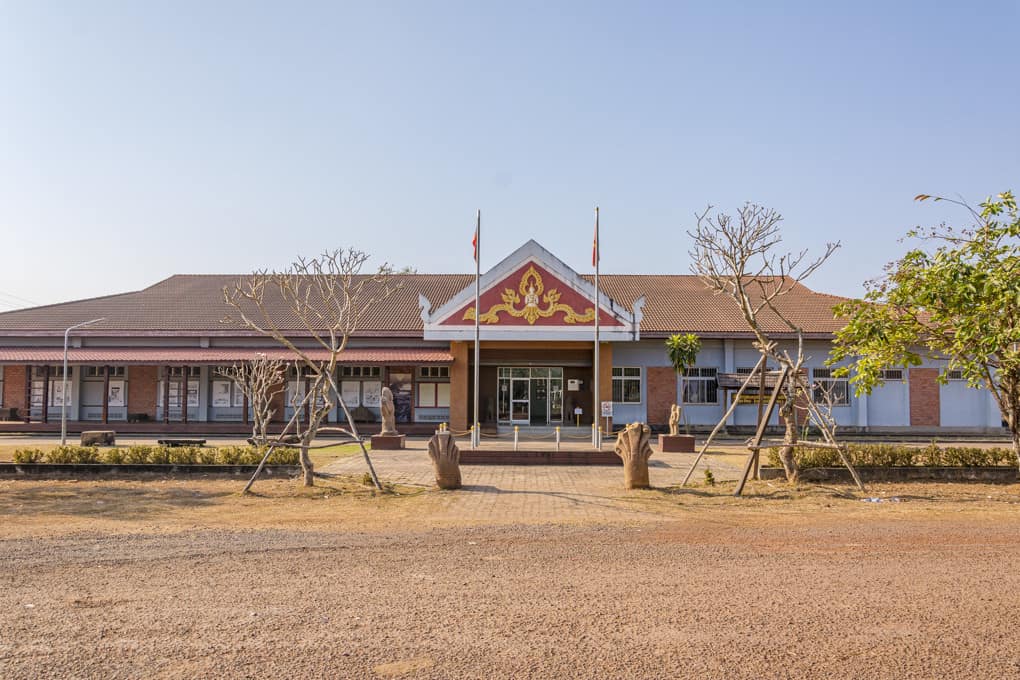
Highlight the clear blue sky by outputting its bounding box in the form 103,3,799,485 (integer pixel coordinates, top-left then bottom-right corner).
1,1,1017,310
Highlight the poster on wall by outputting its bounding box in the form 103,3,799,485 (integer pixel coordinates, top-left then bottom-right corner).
362,381,382,407
50,381,72,407
211,381,232,408
341,381,360,408
232,384,245,408
108,380,125,407
187,380,200,408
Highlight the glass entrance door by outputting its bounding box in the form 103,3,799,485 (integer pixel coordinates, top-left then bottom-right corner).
497,367,563,425
510,378,530,423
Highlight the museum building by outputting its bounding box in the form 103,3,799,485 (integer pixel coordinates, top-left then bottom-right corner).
0,241,1005,435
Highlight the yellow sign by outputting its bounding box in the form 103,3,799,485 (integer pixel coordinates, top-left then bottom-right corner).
463,265,596,325
732,392,787,405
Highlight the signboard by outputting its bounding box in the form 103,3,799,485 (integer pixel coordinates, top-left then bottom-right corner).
600,401,613,417
362,381,382,407
567,379,582,391
211,381,232,408
731,392,787,405
108,380,125,407
341,381,361,408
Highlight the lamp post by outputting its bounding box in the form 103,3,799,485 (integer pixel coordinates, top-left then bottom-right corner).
61,318,105,445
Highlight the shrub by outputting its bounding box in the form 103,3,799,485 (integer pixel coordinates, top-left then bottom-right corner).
13,448,45,463
767,443,1015,468
44,446,101,464
124,445,154,464
102,448,126,464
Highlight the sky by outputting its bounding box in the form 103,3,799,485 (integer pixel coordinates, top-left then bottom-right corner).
1,1,1017,311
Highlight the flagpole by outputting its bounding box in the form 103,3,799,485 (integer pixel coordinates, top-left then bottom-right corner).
593,206,600,449
473,209,481,449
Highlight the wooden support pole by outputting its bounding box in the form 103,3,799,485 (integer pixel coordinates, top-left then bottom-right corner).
163,367,171,424
304,377,311,426
23,365,32,423
41,365,50,424
102,365,111,424
734,365,789,497
752,360,768,479
182,368,189,424
680,354,767,486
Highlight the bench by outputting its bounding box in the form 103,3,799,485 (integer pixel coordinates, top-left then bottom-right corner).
157,438,207,447
0,407,19,421
81,430,116,446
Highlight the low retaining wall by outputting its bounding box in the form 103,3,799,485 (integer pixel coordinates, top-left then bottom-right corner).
0,463,302,477
760,466,1018,483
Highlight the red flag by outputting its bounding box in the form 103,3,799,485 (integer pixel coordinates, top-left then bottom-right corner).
472,225,478,262
592,223,599,267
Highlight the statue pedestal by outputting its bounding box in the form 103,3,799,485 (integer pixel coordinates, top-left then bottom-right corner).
371,434,406,450
659,434,695,453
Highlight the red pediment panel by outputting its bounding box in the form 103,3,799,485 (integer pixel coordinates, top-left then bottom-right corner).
440,262,623,327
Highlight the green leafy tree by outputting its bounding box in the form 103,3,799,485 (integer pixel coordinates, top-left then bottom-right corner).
831,191,1020,467
665,333,701,433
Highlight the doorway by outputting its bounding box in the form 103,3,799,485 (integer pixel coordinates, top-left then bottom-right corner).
497,367,563,426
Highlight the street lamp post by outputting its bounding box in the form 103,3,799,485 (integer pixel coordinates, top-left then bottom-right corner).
61,318,105,445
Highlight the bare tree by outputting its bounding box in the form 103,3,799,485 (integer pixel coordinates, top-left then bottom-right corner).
688,203,857,485
217,354,286,446
223,248,401,488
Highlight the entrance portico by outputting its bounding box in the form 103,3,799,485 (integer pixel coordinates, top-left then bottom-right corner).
420,240,639,432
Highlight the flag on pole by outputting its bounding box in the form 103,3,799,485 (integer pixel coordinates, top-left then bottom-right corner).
472,223,479,262
592,211,599,266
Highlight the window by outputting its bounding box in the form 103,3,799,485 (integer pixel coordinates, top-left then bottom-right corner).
946,369,965,381
612,367,642,403
682,367,718,404
417,382,451,408
33,366,71,378
340,366,382,378
812,368,849,405
167,366,200,378
419,366,449,378
84,366,126,378
878,369,903,381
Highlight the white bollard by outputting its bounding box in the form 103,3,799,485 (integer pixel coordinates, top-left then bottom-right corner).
556,426,561,451
514,425,519,452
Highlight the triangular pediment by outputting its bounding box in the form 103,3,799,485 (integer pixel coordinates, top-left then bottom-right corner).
420,240,643,341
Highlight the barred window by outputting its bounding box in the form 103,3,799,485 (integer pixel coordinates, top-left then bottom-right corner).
419,366,449,379
812,368,849,405
682,367,718,404
612,367,641,403
340,366,382,378
878,369,903,381
946,369,964,381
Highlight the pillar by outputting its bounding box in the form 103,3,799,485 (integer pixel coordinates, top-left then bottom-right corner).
163,367,171,424
449,341,469,432
102,365,110,424
182,368,189,424
597,342,613,432
23,365,31,423
41,365,50,423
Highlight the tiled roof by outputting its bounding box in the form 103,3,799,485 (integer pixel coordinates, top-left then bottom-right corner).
0,347,453,365
0,273,848,337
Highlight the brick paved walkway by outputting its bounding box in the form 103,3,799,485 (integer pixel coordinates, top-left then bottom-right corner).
323,440,747,524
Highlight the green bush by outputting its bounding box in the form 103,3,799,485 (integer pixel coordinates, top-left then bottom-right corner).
13,448,45,463
44,446,101,464
767,443,1015,468
18,444,300,466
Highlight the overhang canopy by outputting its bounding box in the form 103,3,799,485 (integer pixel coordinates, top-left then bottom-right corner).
0,347,453,366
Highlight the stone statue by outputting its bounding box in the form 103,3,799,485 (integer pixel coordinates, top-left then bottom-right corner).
380,386,397,435
427,431,462,489
613,422,654,489
669,404,681,436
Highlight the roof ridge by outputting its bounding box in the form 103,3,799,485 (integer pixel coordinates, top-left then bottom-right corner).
0,288,145,318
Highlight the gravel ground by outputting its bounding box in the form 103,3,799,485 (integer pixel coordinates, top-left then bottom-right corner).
3,514,1020,679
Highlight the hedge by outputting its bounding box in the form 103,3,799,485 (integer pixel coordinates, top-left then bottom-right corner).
766,443,1016,469
11,445,299,466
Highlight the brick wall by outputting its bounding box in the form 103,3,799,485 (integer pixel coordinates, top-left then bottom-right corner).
128,365,159,420
909,368,940,427
2,365,27,412
647,367,677,427
598,343,613,431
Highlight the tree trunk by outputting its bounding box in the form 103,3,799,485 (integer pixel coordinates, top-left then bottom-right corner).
778,401,799,483
1012,428,1020,473
299,442,314,487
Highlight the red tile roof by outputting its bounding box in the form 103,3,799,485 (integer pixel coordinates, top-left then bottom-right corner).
0,347,453,365
0,273,848,338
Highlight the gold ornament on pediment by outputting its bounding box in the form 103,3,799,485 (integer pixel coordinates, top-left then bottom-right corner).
463,265,596,325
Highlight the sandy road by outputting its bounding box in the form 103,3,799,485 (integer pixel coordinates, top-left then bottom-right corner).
3,511,1020,679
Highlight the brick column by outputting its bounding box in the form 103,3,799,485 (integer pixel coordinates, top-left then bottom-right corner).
2,365,27,420
127,365,159,422
909,368,940,427
102,366,110,424
23,366,31,422
41,365,50,423
646,367,677,428
449,341,469,432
